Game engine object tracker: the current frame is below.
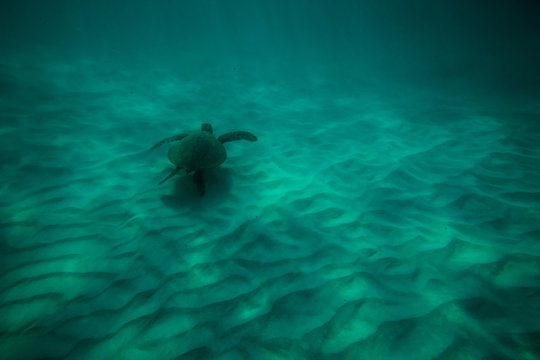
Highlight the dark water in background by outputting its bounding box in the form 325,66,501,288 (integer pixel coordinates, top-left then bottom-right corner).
2,1,540,360
3,0,540,97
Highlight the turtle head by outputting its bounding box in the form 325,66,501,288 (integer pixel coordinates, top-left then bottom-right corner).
201,123,213,134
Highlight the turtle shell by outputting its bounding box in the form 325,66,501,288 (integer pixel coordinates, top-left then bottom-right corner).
167,132,227,171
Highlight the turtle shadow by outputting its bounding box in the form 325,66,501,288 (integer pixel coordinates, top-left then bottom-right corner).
160,167,233,210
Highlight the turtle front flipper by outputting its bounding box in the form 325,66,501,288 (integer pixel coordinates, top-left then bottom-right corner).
159,167,181,185
218,131,257,143
149,133,189,150
193,170,206,195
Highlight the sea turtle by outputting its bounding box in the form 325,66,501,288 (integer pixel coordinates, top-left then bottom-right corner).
150,123,257,195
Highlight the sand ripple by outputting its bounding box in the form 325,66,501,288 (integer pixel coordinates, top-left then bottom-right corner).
1,63,539,359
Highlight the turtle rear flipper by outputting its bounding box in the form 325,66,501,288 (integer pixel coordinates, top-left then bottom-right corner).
159,167,181,185
150,133,189,150
218,131,257,143
193,170,206,195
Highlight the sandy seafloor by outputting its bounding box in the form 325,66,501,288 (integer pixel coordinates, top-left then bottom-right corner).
1,56,540,360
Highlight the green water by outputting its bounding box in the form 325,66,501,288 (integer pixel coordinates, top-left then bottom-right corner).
1,1,540,359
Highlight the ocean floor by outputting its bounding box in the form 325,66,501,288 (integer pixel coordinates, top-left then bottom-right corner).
1,57,540,360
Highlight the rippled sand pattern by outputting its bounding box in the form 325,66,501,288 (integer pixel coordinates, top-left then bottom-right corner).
1,61,540,359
